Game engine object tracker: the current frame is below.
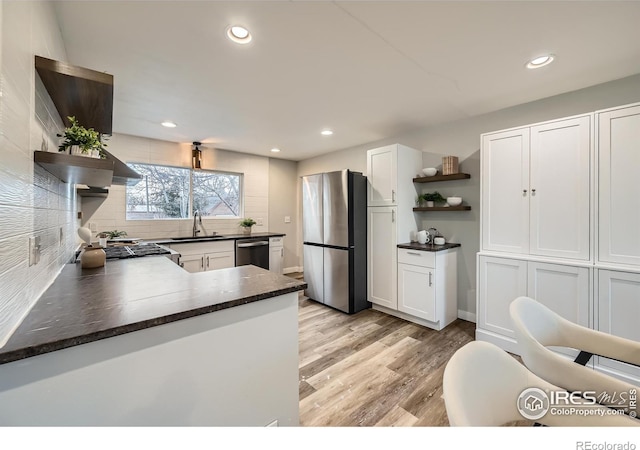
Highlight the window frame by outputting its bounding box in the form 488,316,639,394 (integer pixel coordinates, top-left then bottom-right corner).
125,162,244,221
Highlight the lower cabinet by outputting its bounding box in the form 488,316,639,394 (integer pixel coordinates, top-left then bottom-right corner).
376,248,457,331
596,269,640,383
269,237,284,274
477,255,590,354
168,241,235,273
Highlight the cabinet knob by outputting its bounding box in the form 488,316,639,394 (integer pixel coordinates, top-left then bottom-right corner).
531,188,536,195
523,189,528,195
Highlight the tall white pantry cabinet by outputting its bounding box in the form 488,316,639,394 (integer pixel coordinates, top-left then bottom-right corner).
477,102,640,385
366,144,423,310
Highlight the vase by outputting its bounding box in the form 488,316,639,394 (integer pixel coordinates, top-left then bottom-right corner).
426,201,434,207
242,227,251,234
81,245,106,268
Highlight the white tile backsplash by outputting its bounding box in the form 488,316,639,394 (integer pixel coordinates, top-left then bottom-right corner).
0,1,75,346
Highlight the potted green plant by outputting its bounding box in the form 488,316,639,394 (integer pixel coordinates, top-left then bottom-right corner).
98,230,128,239
58,116,107,158
239,218,256,234
421,191,446,207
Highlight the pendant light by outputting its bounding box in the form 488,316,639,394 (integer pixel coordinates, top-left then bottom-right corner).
192,141,202,169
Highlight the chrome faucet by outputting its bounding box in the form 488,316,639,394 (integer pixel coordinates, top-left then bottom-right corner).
193,210,202,237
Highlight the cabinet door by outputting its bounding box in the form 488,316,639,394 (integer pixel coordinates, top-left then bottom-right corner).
269,246,284,274
530,116,591,260
477,256,527,338
367,145,398,206
368,207,397,309
205,251,235,271
527,261,590,327
481,128,530,254
398,263,435,322
180,254,205,273
598,105,640,266
597,270,640,381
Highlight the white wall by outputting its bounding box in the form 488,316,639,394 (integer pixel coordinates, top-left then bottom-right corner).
0,1,78,346
81,134,270,239
297,73,640,319
268,158,299,271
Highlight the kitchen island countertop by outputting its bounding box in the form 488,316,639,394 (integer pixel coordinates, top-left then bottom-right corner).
0,257,305,365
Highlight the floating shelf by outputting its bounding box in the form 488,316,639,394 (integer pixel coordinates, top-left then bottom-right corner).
34,151,114,187
77,186,109,198
413,173,471,183
413,206,471,212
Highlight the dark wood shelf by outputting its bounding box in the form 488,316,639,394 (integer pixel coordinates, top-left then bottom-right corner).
35,55,113,135
34,151,114,187
413,206,471,212
413,173,471,183
77,186,109,198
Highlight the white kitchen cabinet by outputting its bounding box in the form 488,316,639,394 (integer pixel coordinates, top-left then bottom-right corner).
168,241,235,273
367,144,422,207
481,115,591,261
367,144,422,310
368,207,398,309
596,270,640,383
397,248,457,330
269,236,284,275
477,255,590,353
597,104,640,266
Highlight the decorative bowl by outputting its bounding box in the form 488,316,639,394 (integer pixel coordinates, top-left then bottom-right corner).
422,168,437,177
447,196,462,206
434,237,446,245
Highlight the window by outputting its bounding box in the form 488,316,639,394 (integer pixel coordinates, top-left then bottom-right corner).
126,163,242,220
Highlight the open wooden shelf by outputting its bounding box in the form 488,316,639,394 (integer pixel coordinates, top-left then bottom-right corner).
413,205,471,212
34,151,114,187
413,173,471,183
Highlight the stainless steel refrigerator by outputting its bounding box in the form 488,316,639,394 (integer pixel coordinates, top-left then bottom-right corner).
302,170,369,314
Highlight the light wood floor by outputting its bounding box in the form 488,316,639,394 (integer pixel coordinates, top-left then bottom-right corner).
291,274,475,427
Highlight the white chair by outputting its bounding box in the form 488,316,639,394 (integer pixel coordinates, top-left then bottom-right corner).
510,296,640,411
442,340,638,426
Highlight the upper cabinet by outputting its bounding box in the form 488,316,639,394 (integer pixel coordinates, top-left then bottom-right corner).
481,115,591,261
367,144,422,207
34,56,141,187
597,104,640,266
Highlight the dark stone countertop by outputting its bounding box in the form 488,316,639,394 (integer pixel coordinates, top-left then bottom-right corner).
397,242,462,252
148,232,286,245
0,257,305,365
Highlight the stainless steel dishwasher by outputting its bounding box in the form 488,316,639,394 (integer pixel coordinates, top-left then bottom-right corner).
235,238,270,269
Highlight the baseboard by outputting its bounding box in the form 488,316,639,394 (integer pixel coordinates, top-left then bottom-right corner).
457,310,476,323
283,266,302,275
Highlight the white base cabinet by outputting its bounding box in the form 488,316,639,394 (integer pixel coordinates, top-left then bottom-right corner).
167,241,235,273
477,255,591,354
395,248,457,330
269,237,284,275
596,269,640,384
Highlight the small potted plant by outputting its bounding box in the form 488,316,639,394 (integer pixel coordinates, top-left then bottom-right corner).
58,116,107,158
239,218,256,234
421,191,446,207
98,230,128,239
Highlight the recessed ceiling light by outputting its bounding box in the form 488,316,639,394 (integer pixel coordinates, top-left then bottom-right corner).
227,25,252,44
321,129,333,136
161,121,177,128
526,54,555,69
271,148,281,153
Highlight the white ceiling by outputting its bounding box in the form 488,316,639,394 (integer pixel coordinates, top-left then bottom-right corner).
54,1,640,161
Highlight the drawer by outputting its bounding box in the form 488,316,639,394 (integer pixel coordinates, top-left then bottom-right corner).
269,237,284,247
170,240,234,255
398,248,435,268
